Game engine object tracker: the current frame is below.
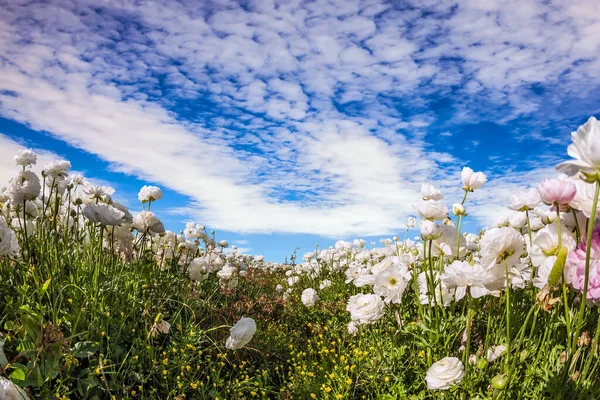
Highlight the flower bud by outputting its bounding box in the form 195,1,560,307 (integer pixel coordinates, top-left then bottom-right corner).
452,203,466,216
491,373,509,389
476,358,488,369
547,247,568,288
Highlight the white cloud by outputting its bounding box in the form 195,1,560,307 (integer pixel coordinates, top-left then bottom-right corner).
0,0,595,236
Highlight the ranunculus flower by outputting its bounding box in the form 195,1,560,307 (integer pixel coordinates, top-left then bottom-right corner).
8,170,41,203
132,211,165,235
42,160,71,179
557,116,600,178
138,185,163,202
413,200,448,221
421,182,444,201
0,219,20,257
420,220,442,240
346,293,385,325
440,261,502,300
529,223,577,267
461,167,487,191
319,279,332,289
425,357,465,390
486,345,507,362
566,226,600,305
406,217,417,228
508,189,541,211
537,178,577,205
83,204,127,226
417,271,455,307
494,215,509,228
225,317,257,350
13,149,37,167
373,266,411,304
509,212,527,229
347,321,359,336
301,288,318,307
479,227,525,270
570,179,600,219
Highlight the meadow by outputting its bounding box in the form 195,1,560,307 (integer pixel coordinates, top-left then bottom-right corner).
1,116,600,399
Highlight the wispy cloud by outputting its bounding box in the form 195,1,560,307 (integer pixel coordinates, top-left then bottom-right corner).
0,0,598,237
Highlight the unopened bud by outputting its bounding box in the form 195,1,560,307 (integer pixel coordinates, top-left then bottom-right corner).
491,373,508,389
452,203,466,216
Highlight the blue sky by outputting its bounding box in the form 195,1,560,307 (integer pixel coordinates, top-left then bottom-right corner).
1,0,599,261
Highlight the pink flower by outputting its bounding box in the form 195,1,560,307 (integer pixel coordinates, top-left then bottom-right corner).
567,226,600,305
537,178,577,206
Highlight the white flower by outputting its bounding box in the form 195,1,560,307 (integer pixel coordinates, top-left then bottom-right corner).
570,179,600,219
406,217,417,228
494,216,509,228
225,317,256,350
217,264,236,280
533,256,556,289
14,149,37,167
0,219,20,257
275,284,283,292
42,160,71,179
218,240,229,248
529,223,576,267
138,185,163,202
420,220,442,240
509,212,527,229
301,288,319,307
486,345,507,362
421,183,444,201
346,293,385,325
479,227,525,270
347,321,359,336
440,261,503,300
287,276,299,287
431,224,465,259
413,200,448,220
83,204,127,226
8,170,41,203
508,189,541,211
461,167,487,191
508,263,532,289
418,272,455,307
132,211,165,235
319,279,332,290
373,265,411,304
83,185,115,202
557,116,600,178
425,357,465,390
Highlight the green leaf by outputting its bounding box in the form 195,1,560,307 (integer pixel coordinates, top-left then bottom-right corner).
39,278,52,296
10,366,27,381
71,341,99,358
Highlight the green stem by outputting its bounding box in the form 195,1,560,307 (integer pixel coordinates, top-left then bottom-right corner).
525,209,533,247
464,294,475,374
505,261,512,386
557,206,572,342
572,208,581,244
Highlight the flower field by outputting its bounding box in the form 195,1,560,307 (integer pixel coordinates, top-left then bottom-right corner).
1,117,600,399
